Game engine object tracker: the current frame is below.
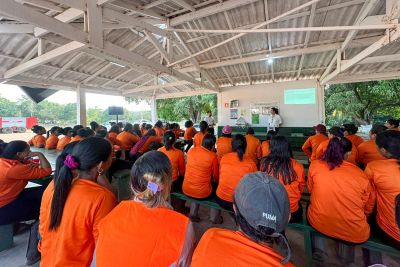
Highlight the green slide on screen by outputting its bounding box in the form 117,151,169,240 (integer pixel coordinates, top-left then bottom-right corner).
284,88,316,104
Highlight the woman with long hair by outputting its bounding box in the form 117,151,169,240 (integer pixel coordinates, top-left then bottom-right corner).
130,129,162,160
96,151,195,267
117,123,140,151
39,137,116,266
216,134,257,211
70,125,84,143
193,121,208,148
343,123,364,147
260,136,305,222
307,138,374,264
0,141,52,265
261,130,277,157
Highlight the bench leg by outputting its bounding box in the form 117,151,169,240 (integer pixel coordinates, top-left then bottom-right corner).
0,224,13,252
189,203,200,218
361,248,383,266
304,229,314,267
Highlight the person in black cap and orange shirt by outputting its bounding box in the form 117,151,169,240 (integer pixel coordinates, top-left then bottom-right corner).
302,124,328,161
191,172,294,267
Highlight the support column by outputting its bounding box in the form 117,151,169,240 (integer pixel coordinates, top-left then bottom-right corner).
151,77,158,124
76,83,86,126
316,81,325,124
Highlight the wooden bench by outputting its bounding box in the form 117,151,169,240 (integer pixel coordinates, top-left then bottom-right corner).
170,191,400,267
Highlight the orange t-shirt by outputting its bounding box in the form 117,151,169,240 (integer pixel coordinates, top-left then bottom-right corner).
316,139,358,165
39,179,116,267
0,158,52,208
346,134,364,148
261,140,270,158
70,135,81,143
302,133,328,161
245,135,262,164
57,136,71,150
183,147,219,198
116,131,139,150
262,159,305,213
307,160,374,243
96,201,189,267
357,140,386,166
184,127,197,141
138,136,162,153
193,132,206,148
216,137,232,162
191,228,294,267
45,134,59,150
154,127,165,138
158,146,185,182
217,152,258,202
365,159,400,241
28,134,46,148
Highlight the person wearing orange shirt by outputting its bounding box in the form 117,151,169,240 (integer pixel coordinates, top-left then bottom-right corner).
260,136,305,223
57,127,73,150
385,118,400,131
0,141,52,265
217,134,258,211
307,137,374,265
191,172,294,267
129,129,162,160
261,130,277,157
357,124,387,167
158,131,186,211
216,125,232,162
108,124,121,144
193,121,208,148
302,124,328,161
343,123,364,147
184,120,197,152
69,125,83,143
39,137,116,267
154,120,165,137
245,127,262,164
45,126,62,150
316,126,358,164
96,151,195,267
183,134,221,223
117,123,140,151
365,130,400,250
28,125,46,148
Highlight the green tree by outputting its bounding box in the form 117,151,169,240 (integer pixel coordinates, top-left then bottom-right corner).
156,94,217,122
0,97,19,116
325,80,400,125
87,107,110,125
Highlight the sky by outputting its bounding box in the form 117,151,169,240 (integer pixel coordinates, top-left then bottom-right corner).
0,84,150,111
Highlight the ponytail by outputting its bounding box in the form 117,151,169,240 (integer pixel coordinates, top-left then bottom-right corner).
47,130,51,139
232,134,247,161
321,137,352,170
49,164,74,230
163,131,176,151
49,137,112,231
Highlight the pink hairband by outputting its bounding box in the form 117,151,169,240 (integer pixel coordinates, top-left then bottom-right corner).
64,154,79,170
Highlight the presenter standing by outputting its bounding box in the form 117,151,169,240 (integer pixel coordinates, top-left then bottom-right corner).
204,111,216,135
268,107,282,133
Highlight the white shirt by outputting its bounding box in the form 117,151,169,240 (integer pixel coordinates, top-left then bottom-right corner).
204,116,215,128
268,114,282,129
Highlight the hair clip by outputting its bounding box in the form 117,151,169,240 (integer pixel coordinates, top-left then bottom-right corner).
147,181,163,193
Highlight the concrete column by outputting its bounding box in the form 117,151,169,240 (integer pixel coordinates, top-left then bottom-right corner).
151,78,158,124
316,81,325,124
76,84,86,126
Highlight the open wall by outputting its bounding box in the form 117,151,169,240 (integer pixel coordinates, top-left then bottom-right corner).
217,79,324,127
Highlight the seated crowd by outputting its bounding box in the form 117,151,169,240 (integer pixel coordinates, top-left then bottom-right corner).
0,117,399,266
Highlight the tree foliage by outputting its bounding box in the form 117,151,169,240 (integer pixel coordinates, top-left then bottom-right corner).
325,80,400,125
156,94,217,123
0,96,151,126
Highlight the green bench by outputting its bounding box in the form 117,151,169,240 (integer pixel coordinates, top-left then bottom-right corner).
170,191,400,267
